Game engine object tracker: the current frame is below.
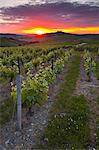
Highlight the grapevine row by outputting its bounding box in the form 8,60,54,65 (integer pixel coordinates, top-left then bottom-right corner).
0,47,68,79
11,49,74,115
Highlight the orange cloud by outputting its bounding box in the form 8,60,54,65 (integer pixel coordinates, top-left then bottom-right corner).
63,27,99,34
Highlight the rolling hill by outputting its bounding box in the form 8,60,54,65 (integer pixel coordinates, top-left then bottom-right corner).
0,32,99,47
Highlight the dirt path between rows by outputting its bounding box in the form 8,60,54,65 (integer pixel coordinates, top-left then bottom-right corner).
75,56,99,149
0,59,72,150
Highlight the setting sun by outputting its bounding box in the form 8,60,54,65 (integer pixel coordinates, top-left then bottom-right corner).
35,30,45,35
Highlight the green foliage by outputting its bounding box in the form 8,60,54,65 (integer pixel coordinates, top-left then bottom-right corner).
23,76,49,107
0,46,66,78
83,50,96,81
11,49,74,110
0,65,17,79
37,66,56,85
54,58,64,74
0,98,15,125
11,73,49,108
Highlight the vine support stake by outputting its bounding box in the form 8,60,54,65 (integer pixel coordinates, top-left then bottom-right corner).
90,57,92,81
16,57,22,130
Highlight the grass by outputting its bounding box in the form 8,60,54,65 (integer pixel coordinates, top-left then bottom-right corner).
51,54,80,114
0,98,16,125
37,55,90,149
0,78,16,125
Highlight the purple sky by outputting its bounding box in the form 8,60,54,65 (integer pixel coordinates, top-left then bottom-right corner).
0,0,99,34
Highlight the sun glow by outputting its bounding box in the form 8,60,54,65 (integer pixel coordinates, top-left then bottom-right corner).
63,27,99,34
35,30,45,35
22,27,99,35
23,27,54,35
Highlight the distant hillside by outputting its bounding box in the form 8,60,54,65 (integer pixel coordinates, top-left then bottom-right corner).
0,32,99,47
42,31,99,40
0,37,23,47
28,31,99,43
0,33,23,38
0,37,39,47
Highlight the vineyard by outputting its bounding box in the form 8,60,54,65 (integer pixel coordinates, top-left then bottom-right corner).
0,45,99,149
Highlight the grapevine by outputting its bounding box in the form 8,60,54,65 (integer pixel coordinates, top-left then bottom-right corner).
83,50,96,81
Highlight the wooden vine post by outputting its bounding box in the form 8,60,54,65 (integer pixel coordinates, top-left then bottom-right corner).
16,57,22,130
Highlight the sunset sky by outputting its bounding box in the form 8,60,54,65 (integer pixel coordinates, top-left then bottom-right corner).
0,0,99,34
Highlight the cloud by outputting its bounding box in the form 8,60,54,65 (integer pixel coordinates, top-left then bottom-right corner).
0,0,99,8
0,2,99,27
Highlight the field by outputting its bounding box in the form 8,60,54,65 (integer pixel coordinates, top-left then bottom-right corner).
0,40,99,150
